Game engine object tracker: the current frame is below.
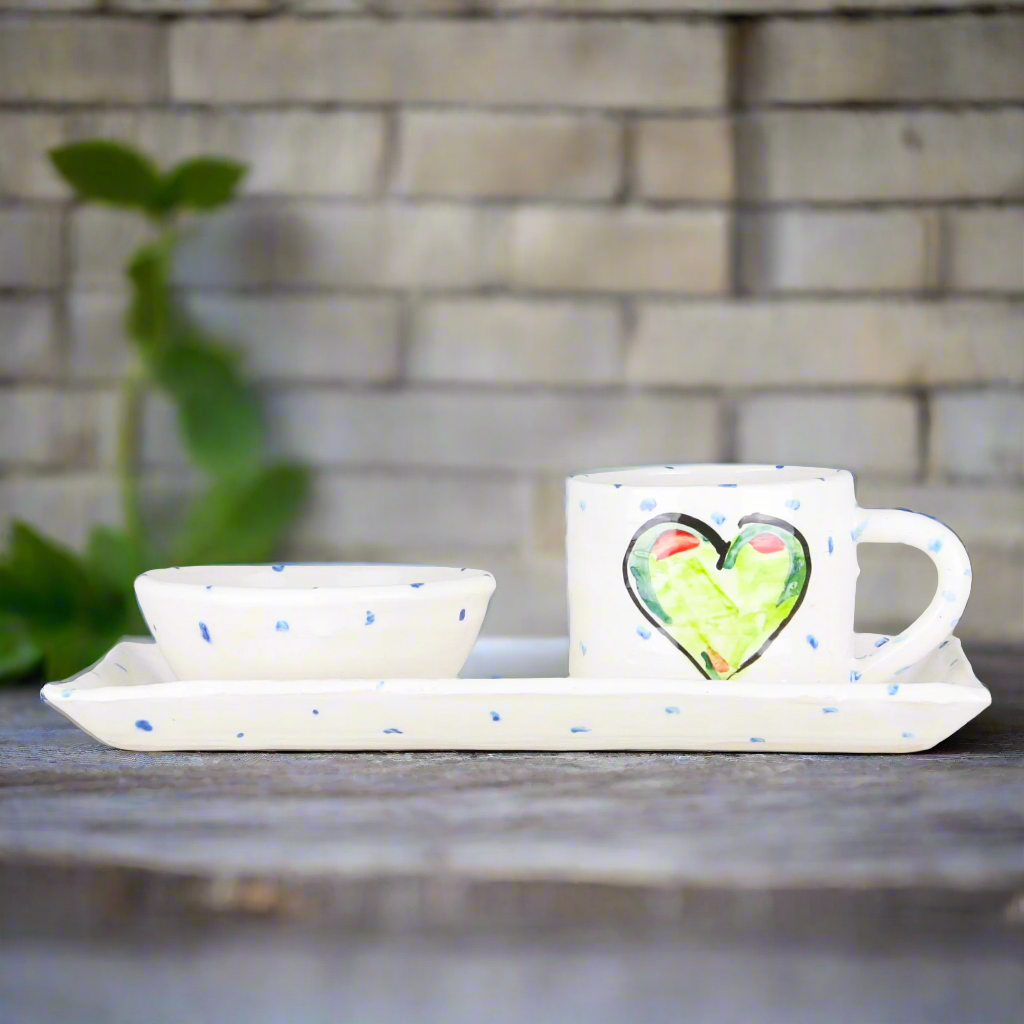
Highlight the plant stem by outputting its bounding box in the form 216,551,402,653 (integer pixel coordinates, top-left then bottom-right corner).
119,219,174,542
118,364,145,538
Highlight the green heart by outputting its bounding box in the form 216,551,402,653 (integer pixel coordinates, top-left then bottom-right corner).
623,513,811,680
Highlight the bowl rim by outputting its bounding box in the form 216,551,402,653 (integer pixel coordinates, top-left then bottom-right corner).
134,563,496,600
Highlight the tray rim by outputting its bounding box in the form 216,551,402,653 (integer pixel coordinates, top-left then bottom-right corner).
42,634,990,706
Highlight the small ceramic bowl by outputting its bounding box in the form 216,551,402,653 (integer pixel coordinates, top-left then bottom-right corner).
134,564,496,681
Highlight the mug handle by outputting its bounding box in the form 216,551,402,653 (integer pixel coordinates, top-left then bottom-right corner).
851,507,971,683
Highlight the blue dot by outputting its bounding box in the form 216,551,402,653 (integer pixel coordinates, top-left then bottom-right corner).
205,585,213,590
116,663,127,671
750,737,766,743
895,665,912,675
459,608,466,621
272,564,285,572
491,674,504,679
570,726,591,734
613,483,622,489
61,689,73,698
199,622,210,643
275,620,289,631
964,568,972,577
785,499,801,510
828,536,834,554
942,590,957,602
135,719,153,732
887,684,899,696
939,639,949,648
806,634,818,649
711,511,726,525
410,582,424,588
376,680,385,690
851,520,869,541
822,707,838,714
776,464,784,469
665,465,674,469
237,732,244,738
850,670,862,682
579,500,586,510
490,711,501,722
874,637,889,647
580,642,586,655
640,498,657,512
902,732,915,739
383,727,403,734
636,625,651,640
312,709,319,715
927,538,943,553
719,483,737,488
665,706,680,715
365,610,375,625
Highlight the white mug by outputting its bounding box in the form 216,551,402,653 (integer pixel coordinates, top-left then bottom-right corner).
566,465,971,684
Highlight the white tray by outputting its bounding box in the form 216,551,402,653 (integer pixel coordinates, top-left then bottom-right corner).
41,634,989,754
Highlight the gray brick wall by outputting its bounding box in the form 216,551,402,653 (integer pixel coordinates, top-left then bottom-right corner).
1,0,1022,642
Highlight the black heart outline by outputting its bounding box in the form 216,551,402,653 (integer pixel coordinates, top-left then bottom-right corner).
621,512,813,680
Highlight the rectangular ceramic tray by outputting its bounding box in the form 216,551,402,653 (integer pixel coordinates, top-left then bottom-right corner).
41,635,989,753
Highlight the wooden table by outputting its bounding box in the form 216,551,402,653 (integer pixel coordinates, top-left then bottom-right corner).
2,649,1023,1024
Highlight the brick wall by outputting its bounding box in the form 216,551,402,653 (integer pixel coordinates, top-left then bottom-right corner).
0,1,1022,641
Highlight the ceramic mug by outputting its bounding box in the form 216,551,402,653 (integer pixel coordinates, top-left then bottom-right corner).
566,465,971,684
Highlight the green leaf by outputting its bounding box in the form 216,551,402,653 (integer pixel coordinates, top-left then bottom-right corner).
85,526,150,635
173,462,311,565
156,157,247,213
86,525,148,592
149,336,263,479
50,141,160,210
0,523,97,625
0,523,132,681
0,615,41,682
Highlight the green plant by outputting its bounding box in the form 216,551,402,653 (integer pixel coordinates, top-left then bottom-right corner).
0,141,311,682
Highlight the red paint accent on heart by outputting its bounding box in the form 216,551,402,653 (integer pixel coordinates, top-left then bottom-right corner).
748,533,786,554
707,649,730,675
652,530,701,560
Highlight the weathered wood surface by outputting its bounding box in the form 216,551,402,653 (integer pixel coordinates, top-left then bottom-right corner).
1,649,1023,1024
3,650,1023,896
3,929,1023,1024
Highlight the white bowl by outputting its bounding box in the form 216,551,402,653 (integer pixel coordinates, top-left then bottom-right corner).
134,564,496,681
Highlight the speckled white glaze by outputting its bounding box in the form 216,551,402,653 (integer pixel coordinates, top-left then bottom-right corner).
134,564,496,680
567,465,972,685
41,634,989,753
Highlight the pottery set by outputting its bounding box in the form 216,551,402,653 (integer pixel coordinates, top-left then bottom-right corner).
42,464,989,753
